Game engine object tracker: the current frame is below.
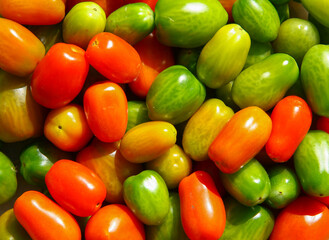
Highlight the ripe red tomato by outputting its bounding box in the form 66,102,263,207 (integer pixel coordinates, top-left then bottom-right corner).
123,0,158,10
45,160,107,217
179,171,226,240
270,196,329,240
31,43,89,109
266,96,312,163
85,204,145,240
83,81,128,143
14,191,81,240
316,116,329,134
86,32,141,84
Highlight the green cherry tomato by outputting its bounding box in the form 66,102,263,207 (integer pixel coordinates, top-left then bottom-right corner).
0,209,31,240
308,14,329,44
301,0,329,28
244,40,273,69
123,170,170,225
175,47,202,76
0,152,17,205
274,3,290,24
127,101,150,132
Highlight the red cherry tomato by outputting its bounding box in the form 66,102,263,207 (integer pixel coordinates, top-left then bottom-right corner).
45,159,107,217
31,43,89,109
124,0,158,10
316,116,329,134
86,32,141,84
270,196,329,240
83,81,128,142
85,204,145,240
14,191,81,240
179,171,226,240
266,96,312,163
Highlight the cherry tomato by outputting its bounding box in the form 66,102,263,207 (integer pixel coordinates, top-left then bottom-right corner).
129,32,174,98
85,204,145,240
45,159,107,217
0,0,65,25
179,171,226,240
86,32,141,84
316,116,329,134
124,0,158,10
14,191,81,240
0,18,45,77
266,96,312,163
66,0,124,16
83,81,128,143
31,43,89,109
208,106,272,174
270,196,329,240
44,104,94,152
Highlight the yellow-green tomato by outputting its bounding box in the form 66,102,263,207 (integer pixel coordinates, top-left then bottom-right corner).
146,145,192,189
119,121,177,163
182,98,234,161
0,209,31,240
0,152,17,205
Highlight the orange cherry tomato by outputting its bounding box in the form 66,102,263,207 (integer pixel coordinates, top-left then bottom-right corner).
270,196,329,240
44,104,94,152
0,0,65,25
265,96,312,163
218,0,236,22
85,204,145,240
179,171,226,240
31,43,89,109
45,159,107,217
0,18,45,77
129,32,174,98
66,0,124,16
208,106,272,174
86,32,141,84
316,116,329,134
14,191,81,240
83,81,128,143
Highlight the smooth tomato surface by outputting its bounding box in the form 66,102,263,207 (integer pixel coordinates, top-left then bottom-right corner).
45,160,107,217
66,0,124,16
124,0,158,10
316,116,329,134
13,191,81,240
31,43,89,109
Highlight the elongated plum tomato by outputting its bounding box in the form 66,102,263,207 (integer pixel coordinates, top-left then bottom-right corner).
85,204,145,240
83,81,128,142
265,96,312,162
45,160,107,217
0,18,45,77
14,191,81,240
179,171,226,240
0,0,65,25
86,32,141,83
208,106,272,174
31,43,89,109
270,196,329,240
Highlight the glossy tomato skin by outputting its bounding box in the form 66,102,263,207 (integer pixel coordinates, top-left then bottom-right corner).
83,81,128,143
45,160,107,217
270,196,329,240
208,106,272,174
86,32,141,84
179,171,226,240
265,96,312,162
31,43,89,109
13,191,81,240
85,204,145,240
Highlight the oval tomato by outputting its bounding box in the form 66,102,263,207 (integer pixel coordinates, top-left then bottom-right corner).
86,32,141,84
179,171,226,240
31,43,89,109
45,159,107,217
0,0,65,25
83,81,128,143
0,18,45,77
14,191,81,240
85,204,145,240
208,106,272,174
266,96,312,162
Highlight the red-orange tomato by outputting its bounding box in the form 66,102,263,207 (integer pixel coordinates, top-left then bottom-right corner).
129,32,174,98
316,116,329,134
312,196,329,208
218,0,236,22
208,106,272,174
0,0,65,25
265,96,312,163
83,81,128,143
31,43,89,109
0,18,45,77
179,171,226,240
86,32,141,84
14,191,81,240
45,160,107,217
85,204,145,240
270,196,329,240
66,0,124,16
123,0,157,10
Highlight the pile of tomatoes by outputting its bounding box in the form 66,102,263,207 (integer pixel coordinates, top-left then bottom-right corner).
1,0,329,239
